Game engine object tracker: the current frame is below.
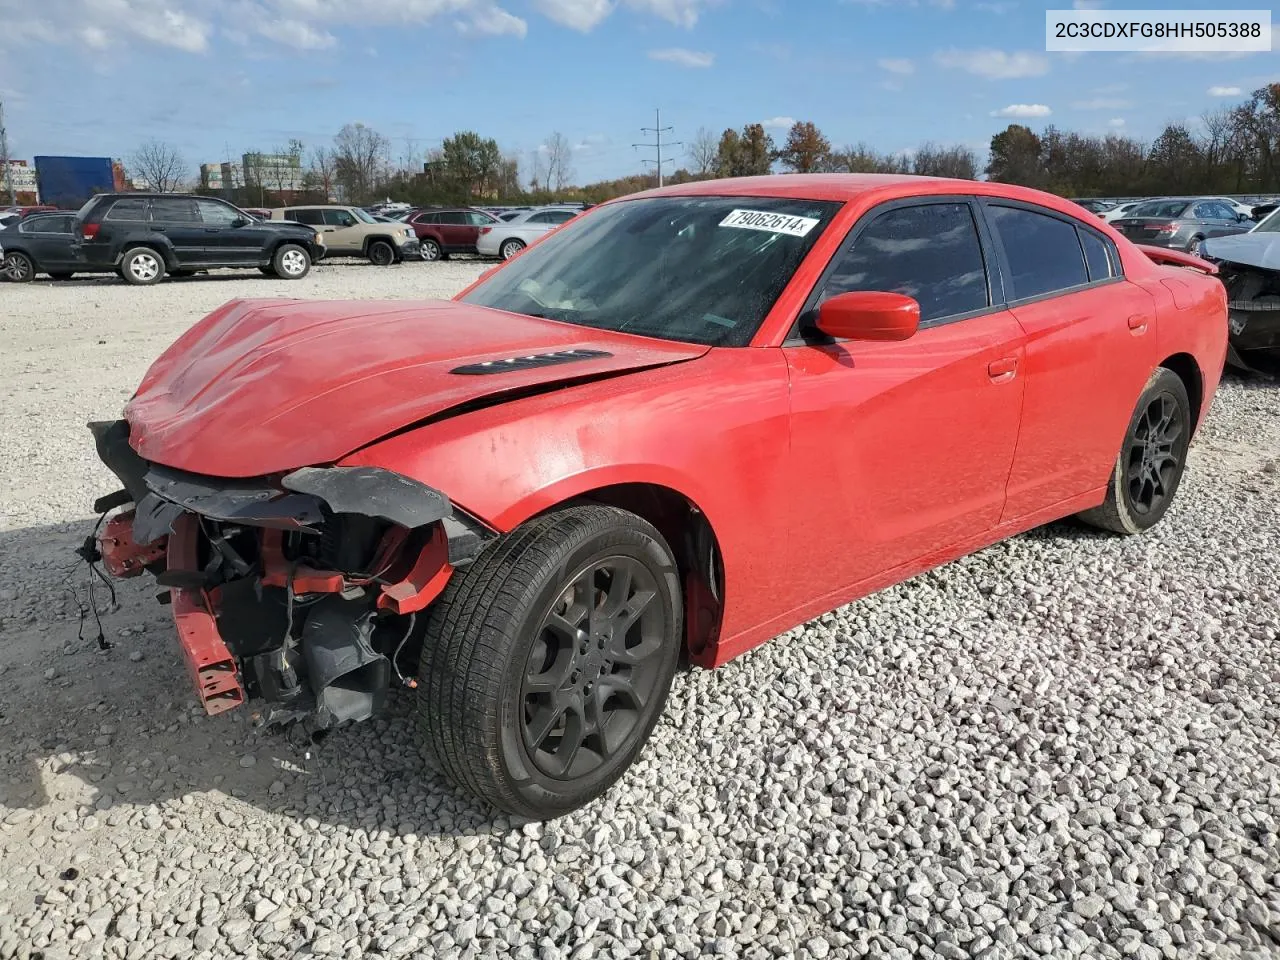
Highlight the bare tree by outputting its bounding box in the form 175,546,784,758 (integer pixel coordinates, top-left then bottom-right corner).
308,146,337,201
528,148,547,193
543,132,574,193
333,123,389,203
129,139,188,192
688,127,718,177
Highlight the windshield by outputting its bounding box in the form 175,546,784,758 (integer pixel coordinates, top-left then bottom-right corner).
1128,200,1191,219
352,208,377,224
1253,208,1280,233
462,195,840,346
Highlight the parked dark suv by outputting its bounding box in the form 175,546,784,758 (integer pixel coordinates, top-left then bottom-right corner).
405,207,499,260
74,194,327,285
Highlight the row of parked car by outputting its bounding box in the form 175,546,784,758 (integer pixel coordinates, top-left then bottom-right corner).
1072,195,1280,255
0,195,584,284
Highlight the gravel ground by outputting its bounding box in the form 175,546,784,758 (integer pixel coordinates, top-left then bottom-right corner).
1,261,1279,960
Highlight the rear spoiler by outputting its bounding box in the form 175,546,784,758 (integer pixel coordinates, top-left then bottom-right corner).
1135,244,1219,275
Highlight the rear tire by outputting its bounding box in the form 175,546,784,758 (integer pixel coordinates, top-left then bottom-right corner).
120,247,165,285
1077,367,1191,535
273,243,311,279
3,252,34,282
367,240,394,266
416,505,682,820
500,238,525,261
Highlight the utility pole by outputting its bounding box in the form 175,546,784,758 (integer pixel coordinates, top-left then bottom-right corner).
0,100,14,204
633,108,681,188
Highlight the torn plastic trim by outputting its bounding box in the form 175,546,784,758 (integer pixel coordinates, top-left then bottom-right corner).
281,465,451,529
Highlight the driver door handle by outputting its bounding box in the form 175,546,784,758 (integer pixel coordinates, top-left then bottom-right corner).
987,357,1018,383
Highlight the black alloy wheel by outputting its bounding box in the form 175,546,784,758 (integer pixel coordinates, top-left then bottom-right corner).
520,556,668,780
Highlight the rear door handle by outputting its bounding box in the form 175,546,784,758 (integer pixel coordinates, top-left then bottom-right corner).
1127,314,1148,334
987,357,1018,383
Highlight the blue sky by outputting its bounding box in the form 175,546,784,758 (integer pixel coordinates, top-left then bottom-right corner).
1,0,1277,185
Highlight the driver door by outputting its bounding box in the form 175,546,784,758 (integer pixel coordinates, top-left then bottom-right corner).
783,198,1026,601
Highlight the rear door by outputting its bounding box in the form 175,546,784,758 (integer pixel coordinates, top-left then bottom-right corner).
20,215,79,270
437,211,467,249
148,197,204,263
978,200,1159,521
783,198,1026,599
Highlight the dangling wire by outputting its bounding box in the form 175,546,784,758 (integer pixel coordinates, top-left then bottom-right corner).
391,612,418,688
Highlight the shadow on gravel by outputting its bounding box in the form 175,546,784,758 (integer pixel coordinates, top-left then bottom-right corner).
0,518,498,839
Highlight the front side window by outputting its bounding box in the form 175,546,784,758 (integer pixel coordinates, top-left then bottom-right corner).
324,209,357,227
351,208,377,224
468,211,496,225
462,195,840,347
987,205,1089,300
105,198,148,221
197,200,241,225
413,212,439,225
820,202,989,324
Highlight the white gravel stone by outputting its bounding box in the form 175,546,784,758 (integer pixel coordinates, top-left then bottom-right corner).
1,260,1278,960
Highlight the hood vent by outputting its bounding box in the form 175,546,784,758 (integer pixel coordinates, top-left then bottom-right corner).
451,348,613,376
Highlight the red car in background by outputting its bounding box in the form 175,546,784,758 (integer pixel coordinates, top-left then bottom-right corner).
405,206,500,260
87,174,1226,820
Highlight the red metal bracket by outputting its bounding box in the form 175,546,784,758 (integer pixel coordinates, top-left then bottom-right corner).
377,525,453,615
98,510,167,579
259,529,346,593
166,514,244,716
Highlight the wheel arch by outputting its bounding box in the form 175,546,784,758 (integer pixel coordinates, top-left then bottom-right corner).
362,234,394,253
120,238,176,268
1158,352,1203,429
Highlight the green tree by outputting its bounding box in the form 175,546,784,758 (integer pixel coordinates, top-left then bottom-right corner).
985,124,1045,187
777,121,832,173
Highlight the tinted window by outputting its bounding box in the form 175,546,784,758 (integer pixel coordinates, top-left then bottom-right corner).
197,200,241,225
323,209,357,227
546,210,577,223
438,211,467,225
20,215,72,234
1129,200,1191,219
413,212,439,225
150,198,199,222
105,198,148,221
821,202,989,323
988,205,1088,300
285,209,323,225
1079,230,1113,282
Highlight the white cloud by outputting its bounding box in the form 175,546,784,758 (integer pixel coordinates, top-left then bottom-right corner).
626,0,708,28
1108,117,1125,128
458,6,528,36
534,0,612,31
648,47,713,67
878,57,914,75
1071,97,1133,109
991,103,1052,118
255,18,336,49
1208,85,1243,97
935,48,1050,79
80,26,111,48
762,116,795,129
1073,0,1106,8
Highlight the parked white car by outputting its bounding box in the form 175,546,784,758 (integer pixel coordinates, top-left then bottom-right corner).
475,207,580,260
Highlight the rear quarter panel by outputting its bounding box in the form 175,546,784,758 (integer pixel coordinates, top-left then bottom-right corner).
1145,266,1228,432
339,349,795,647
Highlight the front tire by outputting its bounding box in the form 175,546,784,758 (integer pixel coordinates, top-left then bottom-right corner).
500,238,525,261
273,243,311,279
120,247,165,285
1077,367,1191,535
419,238,442,261
1188,235,1205,256
367,240,395,266
417,505,682,820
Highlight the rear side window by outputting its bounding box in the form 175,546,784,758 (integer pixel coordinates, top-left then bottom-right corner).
150,198,199,222
439,211,467,224
1079,230,1114,282
285,208,323,225
821,202,990,324
987,205,1088,300
104,198,148,221
20,215,72,234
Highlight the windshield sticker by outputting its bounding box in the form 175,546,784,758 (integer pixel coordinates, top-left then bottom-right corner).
719,209,820,237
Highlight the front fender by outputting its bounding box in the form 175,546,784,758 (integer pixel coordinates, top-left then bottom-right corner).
338,349,794,645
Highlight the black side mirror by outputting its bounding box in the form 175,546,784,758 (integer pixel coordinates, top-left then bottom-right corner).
232,216,249,227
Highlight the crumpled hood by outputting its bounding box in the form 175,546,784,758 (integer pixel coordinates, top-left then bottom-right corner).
125,298,708,477
1202,231,1280,270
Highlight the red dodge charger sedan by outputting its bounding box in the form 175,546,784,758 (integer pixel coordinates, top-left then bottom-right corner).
88,174,1227,819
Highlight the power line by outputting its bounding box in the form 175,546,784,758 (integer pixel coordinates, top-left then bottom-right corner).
632,108,681,188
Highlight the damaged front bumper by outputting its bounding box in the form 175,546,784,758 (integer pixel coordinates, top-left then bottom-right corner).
86,419,493,726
